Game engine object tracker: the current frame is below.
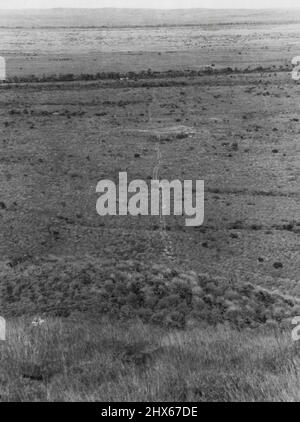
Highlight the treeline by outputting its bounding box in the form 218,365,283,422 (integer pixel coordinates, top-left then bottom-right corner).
5,64,291,84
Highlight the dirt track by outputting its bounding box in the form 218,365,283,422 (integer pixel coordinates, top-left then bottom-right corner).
0,69,299,297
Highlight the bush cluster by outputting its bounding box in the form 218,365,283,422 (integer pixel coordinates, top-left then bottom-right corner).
0,257,298,329
4,64,291,84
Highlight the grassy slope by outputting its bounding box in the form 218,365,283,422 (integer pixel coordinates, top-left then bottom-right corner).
0,317,299,402
0,255,299,402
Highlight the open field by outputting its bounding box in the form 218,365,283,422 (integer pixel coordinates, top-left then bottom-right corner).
2,8,300,77
0,9,299,401
2,22,300,77
0,70,299,299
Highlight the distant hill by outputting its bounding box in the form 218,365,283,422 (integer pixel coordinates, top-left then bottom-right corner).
1,8,300,27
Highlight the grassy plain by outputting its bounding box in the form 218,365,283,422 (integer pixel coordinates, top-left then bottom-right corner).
0,9,299,401
0,318,300,402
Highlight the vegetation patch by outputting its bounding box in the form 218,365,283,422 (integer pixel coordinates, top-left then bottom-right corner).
0,256,298,329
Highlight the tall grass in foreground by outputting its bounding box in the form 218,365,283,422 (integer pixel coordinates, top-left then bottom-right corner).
0,317,299,402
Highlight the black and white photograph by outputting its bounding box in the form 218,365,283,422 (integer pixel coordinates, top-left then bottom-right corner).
0,0,299,404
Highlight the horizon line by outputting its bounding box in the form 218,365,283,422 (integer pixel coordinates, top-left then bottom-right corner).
1,7,300,11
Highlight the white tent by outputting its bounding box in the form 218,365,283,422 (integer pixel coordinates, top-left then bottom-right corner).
0,57,6,81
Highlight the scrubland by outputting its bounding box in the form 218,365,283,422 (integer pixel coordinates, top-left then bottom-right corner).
0,10,299,401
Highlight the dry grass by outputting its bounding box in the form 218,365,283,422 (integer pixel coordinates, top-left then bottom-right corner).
0,317,299,402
